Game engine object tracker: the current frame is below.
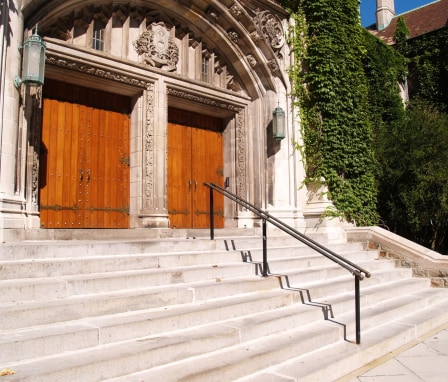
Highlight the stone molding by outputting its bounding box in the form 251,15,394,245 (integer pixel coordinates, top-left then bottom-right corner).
45,54,149,88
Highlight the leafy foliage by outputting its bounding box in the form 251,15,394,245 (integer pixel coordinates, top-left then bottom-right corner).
378,101,448,252
370,16,448,253
397,26,448,109
282,0,378,225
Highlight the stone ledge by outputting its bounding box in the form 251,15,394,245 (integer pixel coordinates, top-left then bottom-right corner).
346,226,448,288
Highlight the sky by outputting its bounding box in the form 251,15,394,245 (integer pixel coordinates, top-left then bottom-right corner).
360,0,438,27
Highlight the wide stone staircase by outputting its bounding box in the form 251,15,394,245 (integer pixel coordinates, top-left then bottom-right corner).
1,228,448,381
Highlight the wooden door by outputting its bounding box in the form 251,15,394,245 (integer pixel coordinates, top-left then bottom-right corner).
191,127,224,228
39,98,130,228
167,111,224,229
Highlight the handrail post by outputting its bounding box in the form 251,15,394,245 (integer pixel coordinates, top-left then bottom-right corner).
209,187,214,240
262,219,268,277
355,275,361,344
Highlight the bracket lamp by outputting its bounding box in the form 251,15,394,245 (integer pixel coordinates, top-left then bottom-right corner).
272,104,286,140
14,26,46,89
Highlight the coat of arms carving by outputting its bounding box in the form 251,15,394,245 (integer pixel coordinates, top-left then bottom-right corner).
133,22,179,72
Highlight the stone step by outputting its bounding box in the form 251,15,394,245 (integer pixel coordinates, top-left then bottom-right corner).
2,228,261,242
100,290,448,382
0,270,429,365
1,231,446,381
0,262,253,303
0,317,344,381
273,266,415,303
0,252,384,304
3,261,423,364
0,289,295,363
0,238,222,261
0,242,377,303
218,236,364,253
0,243,369,280
0,275,281,330
0,234,365,261
234,297,448,382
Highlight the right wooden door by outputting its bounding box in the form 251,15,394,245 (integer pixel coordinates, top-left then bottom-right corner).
167,119,224,229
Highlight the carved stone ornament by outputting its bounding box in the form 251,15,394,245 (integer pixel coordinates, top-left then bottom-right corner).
206,7,220,23
246,54,257,68
267,59,281,76
229,3,243,19
250,30,262,43
133,22,179,72
254,10,285,50
228,29,240,44
46,55,149,88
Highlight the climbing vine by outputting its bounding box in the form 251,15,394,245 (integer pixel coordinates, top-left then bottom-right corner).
394,16,448,110
281,0,378,226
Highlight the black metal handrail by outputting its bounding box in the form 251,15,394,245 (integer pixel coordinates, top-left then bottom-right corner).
204,182,371,344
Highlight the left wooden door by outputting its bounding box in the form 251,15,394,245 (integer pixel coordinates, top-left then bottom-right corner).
39,98,130,228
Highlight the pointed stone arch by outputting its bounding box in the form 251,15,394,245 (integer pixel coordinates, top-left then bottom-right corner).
22,0,289,100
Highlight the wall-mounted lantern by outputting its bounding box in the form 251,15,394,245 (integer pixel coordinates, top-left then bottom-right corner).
14,26,46,88
272,104,286,140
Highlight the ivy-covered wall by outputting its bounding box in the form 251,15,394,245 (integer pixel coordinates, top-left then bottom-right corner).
282,0,378,226
281,1,448,252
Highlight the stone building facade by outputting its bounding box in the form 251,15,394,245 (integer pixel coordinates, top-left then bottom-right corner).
0,0,319,238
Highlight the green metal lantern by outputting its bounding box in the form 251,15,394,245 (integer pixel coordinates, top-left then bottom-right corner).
15,27,46,88
272,105,286,140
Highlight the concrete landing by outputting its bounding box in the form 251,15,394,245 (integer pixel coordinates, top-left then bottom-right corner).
340,322,448,382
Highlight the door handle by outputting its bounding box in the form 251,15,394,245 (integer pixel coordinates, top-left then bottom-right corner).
79,169,83,183
194,180,197,191
188,179,192,191
86,169,91,184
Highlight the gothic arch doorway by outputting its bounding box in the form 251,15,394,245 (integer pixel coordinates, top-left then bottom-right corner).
167,108,224,229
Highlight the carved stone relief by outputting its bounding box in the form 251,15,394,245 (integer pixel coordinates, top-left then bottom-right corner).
144,83,155,209
167,88,242,113
133,22,179,72
229,3,243,19
227,29,240,44
236,109,247,201
31,88,43,206
46,55,149,88
246,54,257,68
254,9,285,57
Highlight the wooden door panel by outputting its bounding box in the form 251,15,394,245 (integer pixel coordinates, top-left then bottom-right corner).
61,102,76,226
77,105,88,226
168,123,192,228
68,104,81,227
192,128,224,228
92,108,103,228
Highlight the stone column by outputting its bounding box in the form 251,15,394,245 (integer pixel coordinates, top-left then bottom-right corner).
0,1,27,236
138,79,169,228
